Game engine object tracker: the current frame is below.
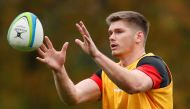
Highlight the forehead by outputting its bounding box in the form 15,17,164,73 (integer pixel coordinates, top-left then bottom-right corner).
108,20,131,31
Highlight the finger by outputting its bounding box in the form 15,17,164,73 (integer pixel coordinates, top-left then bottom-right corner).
40,43,48,52
44,36,54,49
79,21,91,37
76,23,87,44
36,57,46,63
61,42,69,52
84,35,91,45
37,48,45,57
76,23,86,37
75,39,84,49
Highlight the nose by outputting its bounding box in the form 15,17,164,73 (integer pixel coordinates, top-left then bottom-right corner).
109,33,116,41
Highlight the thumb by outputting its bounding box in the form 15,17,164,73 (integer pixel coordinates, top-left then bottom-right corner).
61,42,69,52
75,39,84,49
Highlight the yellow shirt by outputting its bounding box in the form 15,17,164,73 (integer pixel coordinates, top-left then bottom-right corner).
102,53,173,109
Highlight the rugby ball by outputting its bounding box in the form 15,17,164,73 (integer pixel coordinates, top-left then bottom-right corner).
7,12,44,51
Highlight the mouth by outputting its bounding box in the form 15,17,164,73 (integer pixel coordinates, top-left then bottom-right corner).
110,43,118,50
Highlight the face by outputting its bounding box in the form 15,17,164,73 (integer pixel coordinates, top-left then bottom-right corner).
108,20,138,58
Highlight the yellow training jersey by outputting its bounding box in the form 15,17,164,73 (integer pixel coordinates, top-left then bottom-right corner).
101,53,173,109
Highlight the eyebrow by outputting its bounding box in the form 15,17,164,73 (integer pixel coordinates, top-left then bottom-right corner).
108,28,124,32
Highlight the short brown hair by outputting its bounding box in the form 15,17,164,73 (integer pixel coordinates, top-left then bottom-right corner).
106,11,150,38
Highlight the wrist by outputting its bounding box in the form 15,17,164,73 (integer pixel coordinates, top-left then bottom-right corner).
92,51,102,60
53,65,66,75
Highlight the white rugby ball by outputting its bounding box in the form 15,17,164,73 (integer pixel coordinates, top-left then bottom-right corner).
7,12,44,51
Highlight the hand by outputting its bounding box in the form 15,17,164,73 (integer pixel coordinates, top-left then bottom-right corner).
75,21,100,58
36,36,69,72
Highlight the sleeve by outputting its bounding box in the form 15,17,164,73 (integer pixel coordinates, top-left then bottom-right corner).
136,56,171,89
90,69,102,92
137,64,162,89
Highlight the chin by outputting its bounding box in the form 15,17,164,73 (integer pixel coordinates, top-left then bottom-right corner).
112,51,120,57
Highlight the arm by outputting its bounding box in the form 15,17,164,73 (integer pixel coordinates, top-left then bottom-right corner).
75,21,152,94
53,70,101,105
36,36,101,105
53,67,101,105
92,52,152,94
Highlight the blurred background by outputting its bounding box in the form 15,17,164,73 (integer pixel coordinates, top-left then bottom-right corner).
0,0,190,109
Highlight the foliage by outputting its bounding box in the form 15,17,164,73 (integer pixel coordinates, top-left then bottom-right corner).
0,0,190,108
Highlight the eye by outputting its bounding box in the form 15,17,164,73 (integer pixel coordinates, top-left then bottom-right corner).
115,29,124,34
108,31,113,37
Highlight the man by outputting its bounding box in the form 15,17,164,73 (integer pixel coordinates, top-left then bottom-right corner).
36,11,173,109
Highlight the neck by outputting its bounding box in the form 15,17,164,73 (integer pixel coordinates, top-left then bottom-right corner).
119,48,146,67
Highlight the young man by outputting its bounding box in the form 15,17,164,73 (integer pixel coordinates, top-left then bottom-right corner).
36,11,173,109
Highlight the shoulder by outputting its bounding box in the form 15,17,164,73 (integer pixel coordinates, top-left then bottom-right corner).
137,56,169,76
137,56,171,88
95,69,102,79
137,56,164,66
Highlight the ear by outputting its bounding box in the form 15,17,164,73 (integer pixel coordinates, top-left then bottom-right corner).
135,31,144,44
